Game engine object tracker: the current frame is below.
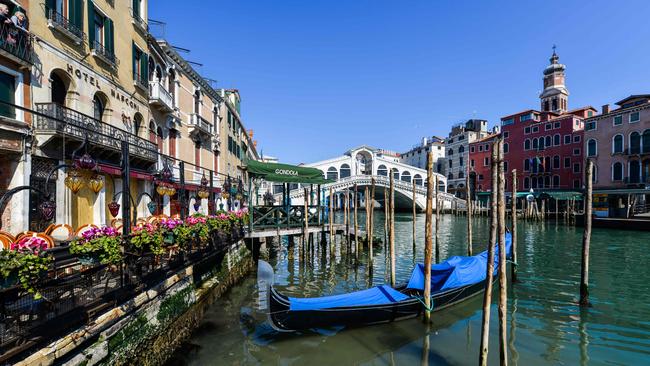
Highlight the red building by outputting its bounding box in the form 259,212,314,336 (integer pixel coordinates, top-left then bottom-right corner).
469,134,500,193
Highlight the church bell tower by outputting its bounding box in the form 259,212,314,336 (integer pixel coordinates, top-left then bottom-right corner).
539,46,569,114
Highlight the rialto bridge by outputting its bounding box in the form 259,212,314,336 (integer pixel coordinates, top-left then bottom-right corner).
277,146,465,211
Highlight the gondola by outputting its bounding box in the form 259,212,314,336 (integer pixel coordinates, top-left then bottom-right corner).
258,233,512,332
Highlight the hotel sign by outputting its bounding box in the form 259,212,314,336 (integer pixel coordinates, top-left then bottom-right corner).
66,64,141,112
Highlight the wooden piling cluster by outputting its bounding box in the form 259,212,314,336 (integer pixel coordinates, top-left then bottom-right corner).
423,151,434,322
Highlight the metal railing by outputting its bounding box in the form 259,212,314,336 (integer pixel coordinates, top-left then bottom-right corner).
91,40,119,66
34,103,158,161
133,72,148,91
0,20,33,64
189,113,213,135
47,9,85,42
129,7,148,32
149,81,173,110
251,205,321,230
0,227,244,363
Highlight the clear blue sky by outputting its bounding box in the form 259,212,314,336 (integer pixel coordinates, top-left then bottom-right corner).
150,0,650,164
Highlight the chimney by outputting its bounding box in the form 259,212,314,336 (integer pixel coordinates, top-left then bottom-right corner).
602,104,610,115
422,137,428,146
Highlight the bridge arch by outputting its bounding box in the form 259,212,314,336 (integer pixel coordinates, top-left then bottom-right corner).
377,164,388,176
401,171,411,183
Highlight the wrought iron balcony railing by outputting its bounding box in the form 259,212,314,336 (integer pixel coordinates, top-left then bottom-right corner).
133,72,148,92
130,7,148,33
34,103,157,161
91,40,119,67
149,81,173,112
189,113,213,136
624,176,650,184
46,9,85,44
0,19,33,65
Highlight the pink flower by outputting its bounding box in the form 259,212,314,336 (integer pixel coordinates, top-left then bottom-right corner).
11,236,48,254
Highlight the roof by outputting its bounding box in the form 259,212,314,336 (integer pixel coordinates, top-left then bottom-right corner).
470,133,500,145
615,94,650,106
500,109,539,120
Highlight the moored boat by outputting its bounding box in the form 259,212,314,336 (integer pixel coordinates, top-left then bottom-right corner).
258,233,512,332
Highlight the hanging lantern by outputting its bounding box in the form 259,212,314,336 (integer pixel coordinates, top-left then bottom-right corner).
168,186,176,196
108,201,120,218
197,188,210,199
64,169,84,194
88,174,104,193
156,185,167,196
201,174,209,187
147,202,157,215
39,200,56,221
161,166,173,181
76,153,97,170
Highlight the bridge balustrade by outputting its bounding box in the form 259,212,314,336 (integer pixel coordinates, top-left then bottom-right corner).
250,205,322,230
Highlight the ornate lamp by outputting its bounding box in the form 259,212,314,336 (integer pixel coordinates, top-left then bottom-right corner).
75,153,97,170
64,169,84,194
156,184,167,196
39,200,56,221
147,201,157,215
108,201,120,218
197,173,210,199
88,174,105,193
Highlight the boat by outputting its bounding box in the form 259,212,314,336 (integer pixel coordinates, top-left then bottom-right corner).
258,233,512,332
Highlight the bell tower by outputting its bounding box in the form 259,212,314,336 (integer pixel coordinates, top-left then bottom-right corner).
539,46,569,114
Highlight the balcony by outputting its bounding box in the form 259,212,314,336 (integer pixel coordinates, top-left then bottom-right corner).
0,20,33,67
91,40,119,67
46,9,85,45
130,8,148,34
133,73,148,92
149,81,174,112
33,103,157,163
189,113,213,137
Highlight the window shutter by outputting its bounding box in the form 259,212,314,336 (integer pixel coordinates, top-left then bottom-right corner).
105,18,114,55
132,42,136,80
141,53,149,84
72,0,83,28
87,0,95,47
45,0,55,18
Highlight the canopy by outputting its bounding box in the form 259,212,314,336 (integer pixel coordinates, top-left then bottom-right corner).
406,233,512,292
539,191,583,200
288,285,410,311
246,159,333,184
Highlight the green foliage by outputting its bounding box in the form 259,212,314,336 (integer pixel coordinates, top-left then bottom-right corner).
157,286,193,325
129,227,164,255
70,235,123,265
0,250,52,299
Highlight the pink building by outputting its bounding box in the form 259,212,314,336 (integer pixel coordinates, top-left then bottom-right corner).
583,94,650,217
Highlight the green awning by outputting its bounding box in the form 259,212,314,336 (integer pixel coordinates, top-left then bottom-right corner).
246,159,333,184
539,191,583,200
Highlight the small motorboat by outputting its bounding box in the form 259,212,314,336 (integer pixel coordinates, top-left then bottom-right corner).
258,233,512,332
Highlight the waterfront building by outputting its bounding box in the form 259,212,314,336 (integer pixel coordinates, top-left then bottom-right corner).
583,95,650,217
444,119,490,198
499,51,596,194
400,136,445,173
0,0,33,233
218,88,258,180
468,133,500,194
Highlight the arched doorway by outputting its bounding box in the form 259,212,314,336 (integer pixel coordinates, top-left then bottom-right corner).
51,71,70,106
355,151,372,175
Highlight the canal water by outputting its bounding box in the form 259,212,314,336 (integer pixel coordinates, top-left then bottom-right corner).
168,213,650,365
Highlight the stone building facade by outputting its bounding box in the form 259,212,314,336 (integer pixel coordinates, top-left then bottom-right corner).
444,119,490,198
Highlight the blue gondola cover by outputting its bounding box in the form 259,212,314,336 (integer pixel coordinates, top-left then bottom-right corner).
289,285,410,311
406,233,512,292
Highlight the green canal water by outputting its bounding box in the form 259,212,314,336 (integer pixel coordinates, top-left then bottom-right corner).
168,213,650,365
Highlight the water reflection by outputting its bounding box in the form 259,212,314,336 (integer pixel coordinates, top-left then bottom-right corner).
167,212,650,366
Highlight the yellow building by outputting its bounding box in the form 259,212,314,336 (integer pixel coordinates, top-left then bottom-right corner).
30,0,155,229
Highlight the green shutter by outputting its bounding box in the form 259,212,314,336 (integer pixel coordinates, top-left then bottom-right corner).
45,0,55,17
72,0,83,28
0,72,16,119
132,0,140,17
142,53,149,84
87,0,95,47
132,42,136,79
104,18,114,55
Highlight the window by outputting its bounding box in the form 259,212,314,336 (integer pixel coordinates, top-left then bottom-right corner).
326,167,338,180
520,113,532,122
587,139,597,157
459,157,464,166
502,118,514,126
484,144,490,151
573,148,581,156
643,130,650,154
524,127,531,134
545,123,552,131
470,146,475,153
524,139,530,150
545,136,551,147
532,126,539,133
169,129,177,157
573,179,580,189
478,145,483,152
377,165,388,176
630,132,641,154
613,115,623,126
340,164,351,178
484,157,489,166
448,173,454,180
459,145,465,153
573,163,581,173
553,155,560,169
573,135,581,143
523,177,530,189
132,43,148,86
613,134,624,153
524,159,530,171
630,112,640,123
401,171,412,183
564,157,571,168
504,161,508,172
504,131,509,138
553,175,560,188
459,135,465,140
504,143,509,153
585,121,596,131
470,159,475,167
88,4,115,63
588,110,594,117
612,162,623,181
92,94,104,121
458,171,464,179
564,135,571,144
538,137,544,150
554,122,561,129
532,138,538,150
448,160,453,168
478,174,484,181
448,148,454,156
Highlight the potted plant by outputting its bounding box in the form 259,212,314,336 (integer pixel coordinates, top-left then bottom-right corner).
129,223,164,256
70,226,122,266
186,215,209,247
1,237,52,298
159,218,185,256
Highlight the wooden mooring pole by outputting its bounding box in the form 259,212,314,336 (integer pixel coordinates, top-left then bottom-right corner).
580,160,593,307
466,172,473,256
384,187,389,250
354,184,359,261
423,151,434,323
479,138,500,366
329,187,334,251
412,179,417,255
370,178,376,260
389,173,396,286
435,175,440,264
303,188,309,250
511,169,518,283
497,139,508,366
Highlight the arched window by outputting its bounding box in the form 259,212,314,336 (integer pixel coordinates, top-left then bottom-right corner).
524,158,530,171
377,164,388,176
148,121,157,142
148,57,155,81
93,94,105,121
194,90,201,114
643,130,650,154
545,136,552,147
326,167,338,180
532,138,538,150
544,176,551,188
155,65,162,81
51,72,69,106
503,143,509,153
392,168,399,180
458,171,464,179
156,126,164,152
340,164,351,178
544,156,551,172
413,174,423,185
554,134,561,146
401,171,411,183
523,177,530,189
524,139,530,150
612,162,623,181
587,139,597,157
459,146,465,153
168,69,176,103
448,173,454,180
438,180,445,192
613,134,624,154
630,132,641,154
133,113,143,136
553,175,560,188
630,160,641,183
448,148,454,156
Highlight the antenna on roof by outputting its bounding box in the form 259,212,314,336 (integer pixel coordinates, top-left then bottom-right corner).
203,77,218,88
172,46,191,53
148,19,166,38
187,61,203,67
